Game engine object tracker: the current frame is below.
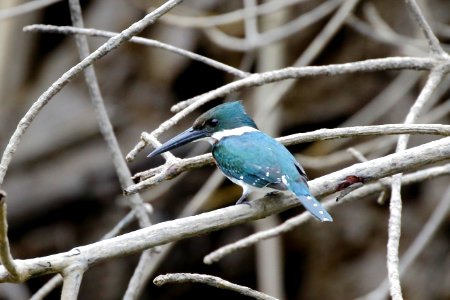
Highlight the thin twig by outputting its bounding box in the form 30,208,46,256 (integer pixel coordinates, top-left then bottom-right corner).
204,162,450,264
123,250,154,300
23,25,250,79
68,0,151,227
404,0,447,57
126,124,450,194
153,273,277,300
29,275,63,300
0,0,62,21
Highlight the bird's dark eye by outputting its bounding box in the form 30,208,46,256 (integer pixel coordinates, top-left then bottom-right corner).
207,118,219,127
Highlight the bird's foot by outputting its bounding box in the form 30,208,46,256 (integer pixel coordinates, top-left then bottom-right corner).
235,196,251,207
265,191,281,197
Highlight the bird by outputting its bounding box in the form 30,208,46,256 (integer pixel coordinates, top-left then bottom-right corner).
148,101,332,222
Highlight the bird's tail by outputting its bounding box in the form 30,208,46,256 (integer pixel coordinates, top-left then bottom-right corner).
291,182,333,222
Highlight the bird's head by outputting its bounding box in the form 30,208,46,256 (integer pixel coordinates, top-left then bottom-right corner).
148,101,257,157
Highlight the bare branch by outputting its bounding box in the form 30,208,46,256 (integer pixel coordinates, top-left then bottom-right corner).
68,0,151,227
0,193,18,280
404,0,448,57
126,124,450,194
387,174,403,300
23,25,250,79
154,273,277,300
1,137,450,282
205,162,450,264
61,265,86,300
387,68,446,300
170,56,436,114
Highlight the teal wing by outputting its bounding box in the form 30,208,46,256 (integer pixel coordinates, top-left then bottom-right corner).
212,132,304,190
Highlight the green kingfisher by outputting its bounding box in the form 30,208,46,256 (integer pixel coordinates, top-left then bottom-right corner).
148,101,332,222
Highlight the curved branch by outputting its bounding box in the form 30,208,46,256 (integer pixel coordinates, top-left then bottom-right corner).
154,273,277,300
23,25,250,79
170,56,437,113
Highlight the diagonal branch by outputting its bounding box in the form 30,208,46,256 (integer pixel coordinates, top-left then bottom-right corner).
204,162,450,264
404,0,448,57
1,136,450,283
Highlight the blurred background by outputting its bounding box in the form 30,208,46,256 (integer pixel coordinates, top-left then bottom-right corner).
0,0,449,299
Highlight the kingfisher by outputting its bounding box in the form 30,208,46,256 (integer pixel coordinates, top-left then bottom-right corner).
148,101,332,222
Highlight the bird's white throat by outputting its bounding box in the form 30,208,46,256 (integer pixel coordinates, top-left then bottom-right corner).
211,126,259,141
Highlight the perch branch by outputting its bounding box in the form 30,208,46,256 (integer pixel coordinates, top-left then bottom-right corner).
0,136,449,282
204,162,450,264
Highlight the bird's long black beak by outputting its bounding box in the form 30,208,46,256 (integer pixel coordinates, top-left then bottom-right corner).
147,127,207,158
